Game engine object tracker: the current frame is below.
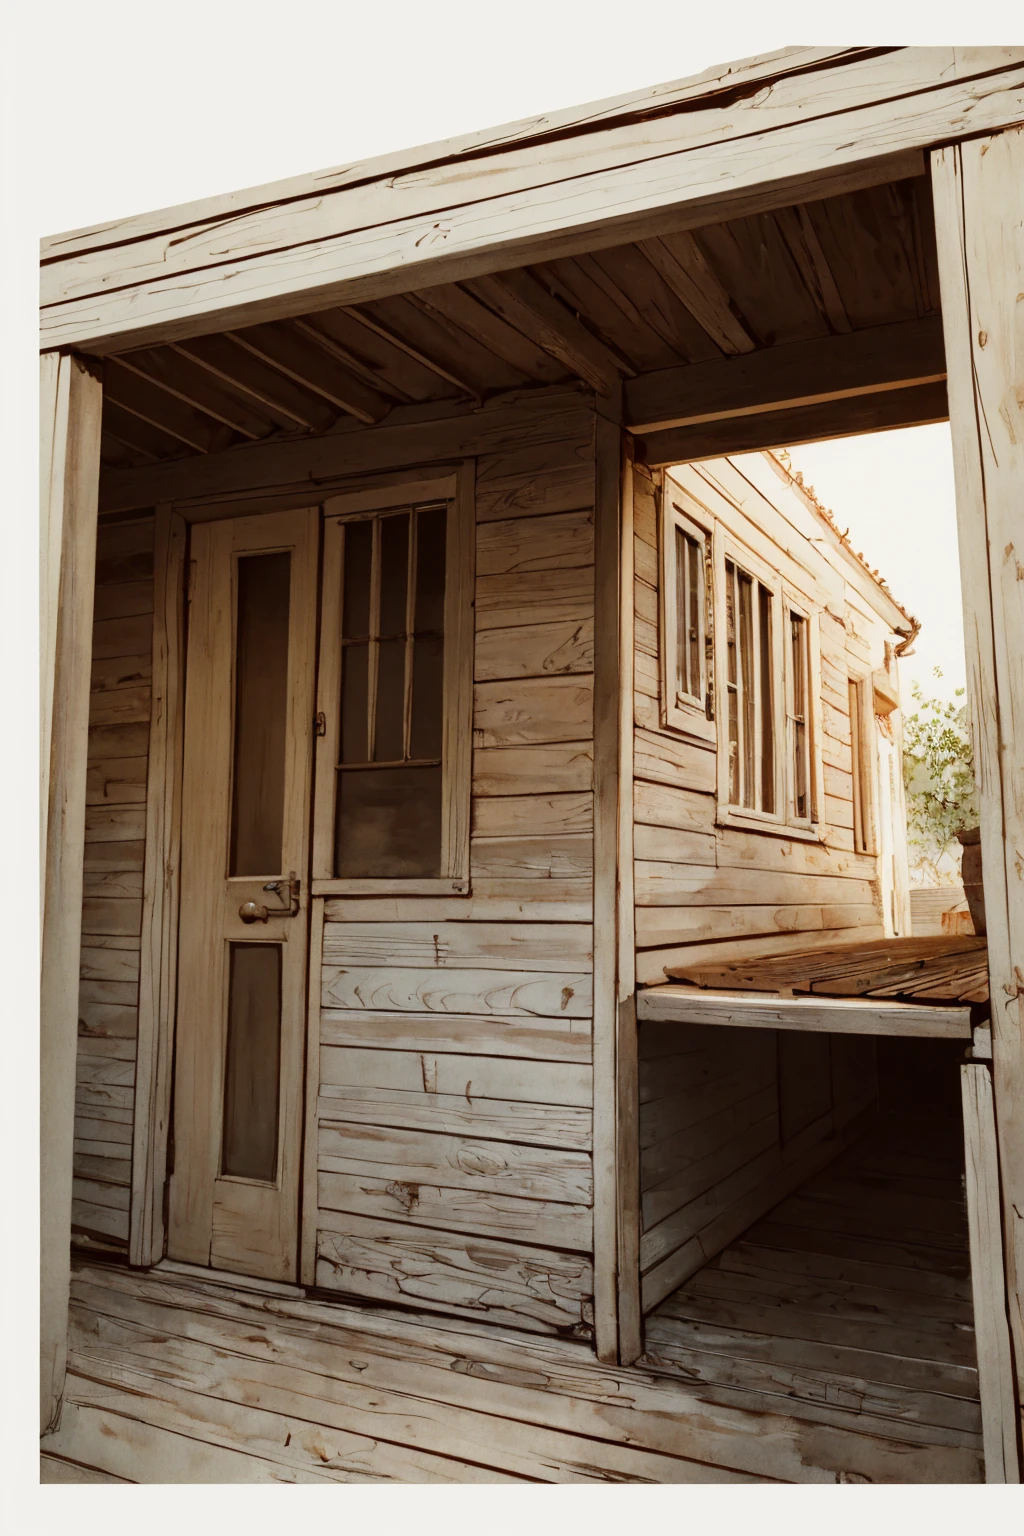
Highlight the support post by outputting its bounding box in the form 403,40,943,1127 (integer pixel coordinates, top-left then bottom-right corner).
932,131,1024,1452
130,507,186,1266
592,393,624,1361
962,1063,1021,1481
40,351,103,1431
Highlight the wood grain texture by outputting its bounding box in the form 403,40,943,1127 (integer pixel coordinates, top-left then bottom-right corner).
315,1214,594,1334
42,53,1024,353
932,134,1024,1437
961,1065,1020,1481
41,353,104,1430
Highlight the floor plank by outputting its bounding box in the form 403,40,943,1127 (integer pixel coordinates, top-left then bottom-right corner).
641,1114,982,1481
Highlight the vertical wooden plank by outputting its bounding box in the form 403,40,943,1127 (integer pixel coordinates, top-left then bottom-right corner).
616,447,641,1363
300,897,326,1286
592,399,621,1361
442,461,475,885
130,507,187,1267
933,134,1024,1439
311,515,343,881
40,351,103,1431
961,1064,1021,1482
40,352,70,919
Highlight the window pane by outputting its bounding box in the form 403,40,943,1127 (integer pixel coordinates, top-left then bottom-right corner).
674,525,687,698
335,764,443,878
849,678,867,851
759,584,775,814
222,943,281,1181
738,571,755,808
725,560,739,804
414,506,447,634
379,513,409,636
791,613,809,819
374,636,406,761
687,535,701,699
230,551,290,877
410,635,444,759
340,641,370,764
342,519,372,639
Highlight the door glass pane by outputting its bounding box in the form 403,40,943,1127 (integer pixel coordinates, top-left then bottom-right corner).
410,636,444,759
230,552,291,876
378,513,410,635
414,506,447,633
335,764,442,878
342,519,372,638
222,943,282,1181
374,637,406,760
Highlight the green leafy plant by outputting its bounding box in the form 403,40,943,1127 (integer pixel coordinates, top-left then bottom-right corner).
902,669,978,880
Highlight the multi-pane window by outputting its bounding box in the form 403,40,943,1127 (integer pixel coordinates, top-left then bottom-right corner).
313,476,472,892
660,494,714,740
334,503,447,878
724,556,776,814
674,522,707,708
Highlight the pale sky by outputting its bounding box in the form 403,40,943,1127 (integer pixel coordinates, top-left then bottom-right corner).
783,425,966,705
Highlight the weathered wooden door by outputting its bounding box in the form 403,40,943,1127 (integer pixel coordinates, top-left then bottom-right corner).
167,508,318,1282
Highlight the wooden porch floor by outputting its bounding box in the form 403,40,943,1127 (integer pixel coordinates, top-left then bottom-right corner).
641,1114,982,1481
42,1117,984,1488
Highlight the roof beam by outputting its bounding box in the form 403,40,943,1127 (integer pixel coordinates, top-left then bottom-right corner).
38,52,1024,353
636,378,948,467
466,270,628,394
625,314,946,433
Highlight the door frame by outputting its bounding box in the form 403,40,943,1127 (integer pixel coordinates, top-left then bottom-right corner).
130,498,325,1271
128,466,475,1272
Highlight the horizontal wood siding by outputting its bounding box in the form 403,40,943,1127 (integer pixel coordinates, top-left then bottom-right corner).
632,455,891,1308
312,414,597,1337
74,516,154,1251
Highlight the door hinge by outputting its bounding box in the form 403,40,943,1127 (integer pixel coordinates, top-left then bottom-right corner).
705,682,715,722
314,711,327,737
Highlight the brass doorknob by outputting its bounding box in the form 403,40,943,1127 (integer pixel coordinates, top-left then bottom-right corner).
238,900,268,924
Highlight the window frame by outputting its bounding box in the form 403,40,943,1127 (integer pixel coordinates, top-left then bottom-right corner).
713,535,785,828
848,670,878,856
658,485,716,745
311,467,474,896
782,588,823,832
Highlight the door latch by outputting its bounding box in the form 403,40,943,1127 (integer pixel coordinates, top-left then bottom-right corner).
239,874,301,924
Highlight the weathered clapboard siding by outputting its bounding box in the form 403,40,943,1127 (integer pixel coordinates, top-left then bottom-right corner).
631,454,897,1305
309,424,599,1336
73,516,154,1251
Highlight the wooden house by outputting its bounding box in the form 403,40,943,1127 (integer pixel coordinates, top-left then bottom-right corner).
40,46,1024,1484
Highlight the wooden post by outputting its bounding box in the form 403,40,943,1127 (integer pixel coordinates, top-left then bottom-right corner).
932,131,1024,1449
40,351,103,1431
962,1063,1021,1481
130,507,187,1267
592,398,623,1361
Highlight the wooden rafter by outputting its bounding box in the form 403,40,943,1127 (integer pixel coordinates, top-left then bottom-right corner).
225,324,391,424
636,235,757,356
467,269,628,394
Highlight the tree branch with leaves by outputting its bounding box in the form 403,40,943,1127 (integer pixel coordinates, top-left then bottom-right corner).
902,669,978,884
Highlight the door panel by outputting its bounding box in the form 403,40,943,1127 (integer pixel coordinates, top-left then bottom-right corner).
168,508,318,1282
